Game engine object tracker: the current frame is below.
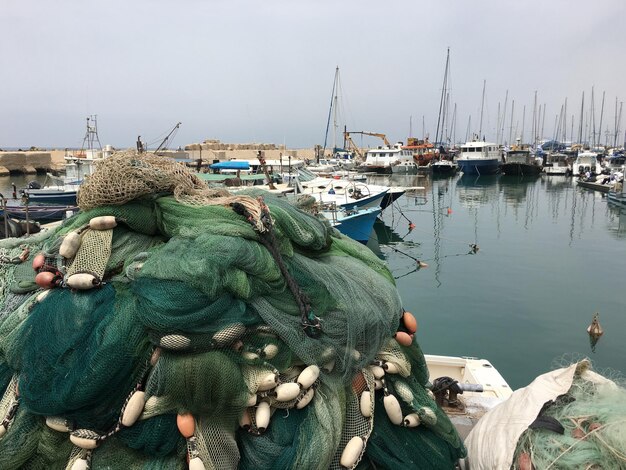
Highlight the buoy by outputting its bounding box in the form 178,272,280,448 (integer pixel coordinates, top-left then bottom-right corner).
36,289,51,302
121,390,146,427
517,451,533,470
150,347,161,366
212,323,246,347
297,365,320,389
242,351,260,361
274,382,301,402
0,423,6,438
402,311,418,334
89,216,117,231
417,260,429,269
296,387,315,409
257,372,278,392
447,207,452,215
159,334,191,350
263,343,279,359
32,253,45,271
66,273,99,290
403,413,420,427
383,362,400,375
394,331,413,347
46,416,71,432
383,394,403,425
239,408,251,429
408,222,416,230
339,436,365,468
189,457,207,470
246,394,257,407
587,313,604,337
70,430,100,450
359,391,372,418
176,413,195,438
368,365,385,380
255,401,271,432
35,271,60,289
70,458,89,470
59,231,83,259
374,379,383,390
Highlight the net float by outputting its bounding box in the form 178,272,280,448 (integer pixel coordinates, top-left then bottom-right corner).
32,253,45,271
246,394,257,407
242,351,260,361
393,381,415,404
189,457,206,470
383,362,400,374
257,372,278,392
212,323,246,347
70,429,100,449
402,311,418,334
70,458,89,470
46,416,71,432
368,365,385,380
59,231,82,259
374,379,383,390
36,289,51,302
296,387,315,409
255,401,270,433
121,390,146,427
262,343,278,359
403,413,420,427
394,331,413,347
419,406,437,426
383,394,403,425
339,436,365,468
322,359,336,372
274,382,301,402
297,365,320,389
89,216,117,231
66,273,100,290
239,408,251,429
360,391,372,418
35,271,60,289
0,423,6,438
176,413,195,438
150,347,161,365
159,334,191,350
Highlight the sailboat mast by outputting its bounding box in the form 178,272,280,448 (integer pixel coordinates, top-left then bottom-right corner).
500,90,509,145
578,91,585,145
598,90,605,149
478,79,486,140
435,48,450,146
322,66,339,158
563,98,568,143
509,100,515,145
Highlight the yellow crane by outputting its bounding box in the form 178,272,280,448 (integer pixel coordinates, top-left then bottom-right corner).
342,131,391,160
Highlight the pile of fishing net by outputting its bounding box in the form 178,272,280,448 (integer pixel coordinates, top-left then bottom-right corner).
0,151,465,469
465,359,626,470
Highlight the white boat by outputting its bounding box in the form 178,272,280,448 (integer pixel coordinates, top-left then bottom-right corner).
358,142,414,174
391,159,419,174
572,150,600,176
543,152,572,175
425,354,513,439
456,139,501,175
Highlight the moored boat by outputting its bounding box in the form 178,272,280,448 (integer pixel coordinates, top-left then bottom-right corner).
501,148,542,176
456,139,501,176
358,143,414,174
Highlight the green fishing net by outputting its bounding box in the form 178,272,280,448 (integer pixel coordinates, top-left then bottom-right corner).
0,152,466,469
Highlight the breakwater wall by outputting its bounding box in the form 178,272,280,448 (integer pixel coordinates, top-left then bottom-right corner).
0,151,66,175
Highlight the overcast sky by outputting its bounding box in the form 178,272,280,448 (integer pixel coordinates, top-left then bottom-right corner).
2,0,625,149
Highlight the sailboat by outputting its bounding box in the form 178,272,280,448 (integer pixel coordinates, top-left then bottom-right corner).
23,116,112,204
321,67,356,169
431,48,459,176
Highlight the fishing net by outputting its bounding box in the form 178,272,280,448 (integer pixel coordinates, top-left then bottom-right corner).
0,151,465,469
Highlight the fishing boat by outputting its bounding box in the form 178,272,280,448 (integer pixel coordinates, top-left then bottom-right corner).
543,152,572,175
0,203,78,222
431,158,458,176
501,146,542,176
403,138,436,169
358,142,414,174
391,159,419,174
456,139,501,175
321,203,381,242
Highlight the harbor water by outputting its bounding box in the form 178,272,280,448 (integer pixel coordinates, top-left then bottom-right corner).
368,173,626,390
2,172,625,391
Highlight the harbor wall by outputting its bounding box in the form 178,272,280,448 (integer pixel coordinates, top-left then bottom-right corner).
0,150,67,175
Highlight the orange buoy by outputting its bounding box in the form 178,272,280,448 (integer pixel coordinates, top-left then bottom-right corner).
408,222,416,230
32,253,46,271
35,271,59,289
447,207,452,215
176,413,195,438
394,331,413,347
402,311,418,334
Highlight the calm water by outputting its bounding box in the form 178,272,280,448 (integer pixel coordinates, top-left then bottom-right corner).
2,173,624,390
368,172,626,390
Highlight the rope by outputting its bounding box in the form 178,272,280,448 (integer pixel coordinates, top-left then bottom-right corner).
231,197,322,338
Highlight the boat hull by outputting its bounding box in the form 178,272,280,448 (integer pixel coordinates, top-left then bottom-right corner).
333,207,381,242
431,161,458,175
24,190,78,205
1,204,78,222
500,163,542,176
457,159,500,175
607,191,626,208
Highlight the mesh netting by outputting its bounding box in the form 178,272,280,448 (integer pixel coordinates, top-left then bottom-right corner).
0,151,466,469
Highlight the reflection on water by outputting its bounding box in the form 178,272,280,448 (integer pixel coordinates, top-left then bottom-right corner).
374,172,626,389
